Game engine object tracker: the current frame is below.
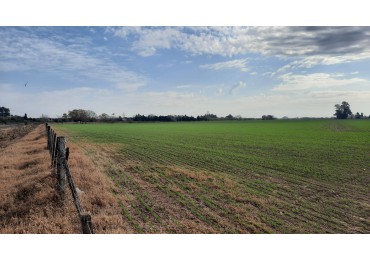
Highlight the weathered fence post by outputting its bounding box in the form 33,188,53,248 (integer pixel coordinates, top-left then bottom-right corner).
56,136,67,201
50,130,54,159
80,213,94,234
51,132,57,166
47,125,51,152
65,147,70,162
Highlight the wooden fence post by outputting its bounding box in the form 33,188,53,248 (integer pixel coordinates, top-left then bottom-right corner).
50,130,54,159
56,136,67,201
64,163,94,233
80,213,94,234
51,132,57,166
47,125,51,152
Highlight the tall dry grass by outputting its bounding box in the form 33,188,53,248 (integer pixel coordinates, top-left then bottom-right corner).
0,125,129,233
64,139,132,233
0,125,80,233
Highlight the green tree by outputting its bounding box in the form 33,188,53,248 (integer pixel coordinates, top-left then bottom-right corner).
262,115,275,120
0,106,10,117
68,109,97,122
334,101,352,119
99,113,110,122
354,112,364,119
225,114,234,120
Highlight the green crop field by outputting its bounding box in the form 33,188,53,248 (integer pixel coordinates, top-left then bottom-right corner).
54,119,370,233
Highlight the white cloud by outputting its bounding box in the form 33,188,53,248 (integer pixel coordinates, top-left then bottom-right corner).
273,73,368,91
112,27,370,63
113,26,142,39
308,90,370,100
137,46,156,57
116,82,146,92
0,28,146,91
200,59,249,72
277,54,370,73
230,81,247,94
115,27,184,57
175,84,192,89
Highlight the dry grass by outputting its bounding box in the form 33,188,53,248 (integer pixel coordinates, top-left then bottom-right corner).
0,125,80,233
0,125,130,233
64,141,132,233
0,124,36,148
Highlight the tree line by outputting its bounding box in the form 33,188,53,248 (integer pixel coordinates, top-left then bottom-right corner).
1,101,369,124
0,106,34,124
63,110,223,122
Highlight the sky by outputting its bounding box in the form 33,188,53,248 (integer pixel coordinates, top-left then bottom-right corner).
1,26,370,118
1,3,370,255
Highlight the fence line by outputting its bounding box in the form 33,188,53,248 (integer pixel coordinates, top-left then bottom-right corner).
45,123,94,234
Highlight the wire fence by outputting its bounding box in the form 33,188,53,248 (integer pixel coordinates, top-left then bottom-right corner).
45,123,94,234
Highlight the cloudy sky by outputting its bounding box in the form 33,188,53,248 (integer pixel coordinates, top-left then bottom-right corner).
1,26,370,118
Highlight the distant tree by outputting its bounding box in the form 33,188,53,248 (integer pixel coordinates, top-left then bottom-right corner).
262,115,275,120
86,110,97,121
197,113,218,121
23,113,28,120
334,101,352,119
354,112,365,119
68,109,97,122
133,114,145,121
225,114,234,120
99,113,110,122
0,106,10,117
132,114,198,122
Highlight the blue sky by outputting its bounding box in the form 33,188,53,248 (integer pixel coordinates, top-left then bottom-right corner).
1,26,370,118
